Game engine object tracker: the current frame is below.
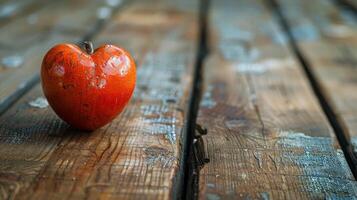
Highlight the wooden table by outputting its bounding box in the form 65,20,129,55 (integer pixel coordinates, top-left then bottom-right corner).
0,0,356,199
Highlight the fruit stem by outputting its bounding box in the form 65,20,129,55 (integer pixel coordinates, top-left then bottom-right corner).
83,41,94,54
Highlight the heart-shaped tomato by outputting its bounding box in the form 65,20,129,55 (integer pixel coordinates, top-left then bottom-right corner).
41,42,136,131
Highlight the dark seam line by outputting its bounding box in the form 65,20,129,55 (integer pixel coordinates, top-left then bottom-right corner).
174,0,210,199
334,0,357,13
0,74,40,115
267,0,357,179
0,1,128,116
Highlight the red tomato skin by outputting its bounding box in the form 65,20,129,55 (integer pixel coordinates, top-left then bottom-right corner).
41,43,136,131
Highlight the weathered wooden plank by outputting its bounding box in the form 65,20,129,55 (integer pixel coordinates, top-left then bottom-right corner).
197,0,357,199
0,0,122,114
0,0,198,199
0,0,45,27
276,0,357,158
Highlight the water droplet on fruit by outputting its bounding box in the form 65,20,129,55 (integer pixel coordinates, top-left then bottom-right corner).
28,97,48,109
80,58,95,68
104,55,131,76
51,64,65,77
98,79,106,88
1,55,23,68
119,55,130,76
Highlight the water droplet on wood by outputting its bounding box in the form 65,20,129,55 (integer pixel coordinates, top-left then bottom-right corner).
234,58,293,74
97,7,112,19
27,14,38,24
28,97,49,109
1,55,24,68
106,0,122,7
0,3,18,18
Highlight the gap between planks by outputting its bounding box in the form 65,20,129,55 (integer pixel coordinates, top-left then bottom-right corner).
335,0,357,11
181,0,210,199
268,0,357,178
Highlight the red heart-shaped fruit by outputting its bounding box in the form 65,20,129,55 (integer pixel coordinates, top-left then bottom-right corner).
41,42,136,131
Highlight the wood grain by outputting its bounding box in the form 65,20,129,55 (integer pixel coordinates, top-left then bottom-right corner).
276,0,357,157
197,0,357,199
0,0,199,199
0,0,122,114
0,0,45,27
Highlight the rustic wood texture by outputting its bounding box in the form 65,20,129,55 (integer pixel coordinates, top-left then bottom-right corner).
0,0,198,199
276,0,357,156
0,0,121,114
0,0,45,27
197,0,357,199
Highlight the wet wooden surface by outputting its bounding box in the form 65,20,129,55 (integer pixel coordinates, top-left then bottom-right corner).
0,0,198,199
0,0,46,26
196,0,357,199
0,0,121,114
277,0,357,159
0,0,357,199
